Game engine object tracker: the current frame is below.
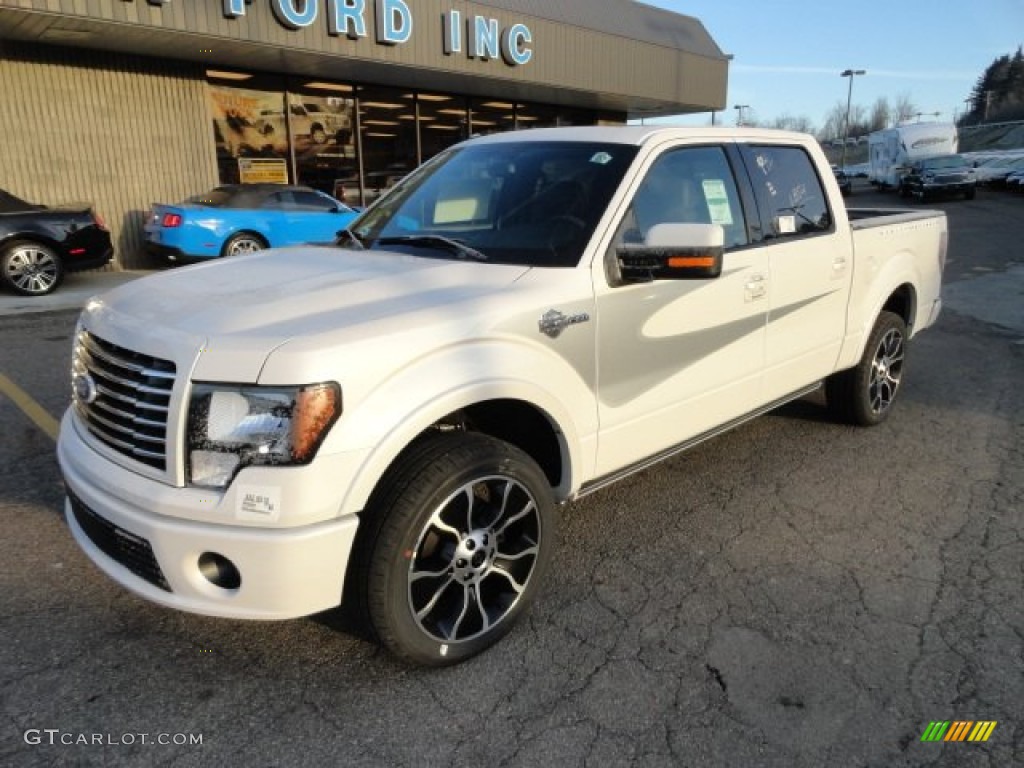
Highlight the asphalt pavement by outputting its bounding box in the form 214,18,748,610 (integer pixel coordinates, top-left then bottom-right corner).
0,271,154,317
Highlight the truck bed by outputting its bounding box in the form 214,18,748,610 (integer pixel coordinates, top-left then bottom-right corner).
846,207,944,229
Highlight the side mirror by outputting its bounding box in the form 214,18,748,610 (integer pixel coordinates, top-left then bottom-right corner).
615,223,724,283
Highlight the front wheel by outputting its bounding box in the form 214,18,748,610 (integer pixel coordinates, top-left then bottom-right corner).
826,311,907,426
359,433,556,666
1,241,64,296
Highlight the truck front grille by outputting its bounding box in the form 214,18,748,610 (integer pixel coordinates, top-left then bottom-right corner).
68,489,171,592
72,330,176,471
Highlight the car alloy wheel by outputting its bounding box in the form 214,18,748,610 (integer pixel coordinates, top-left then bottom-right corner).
2,243,62,296
405,473,543,645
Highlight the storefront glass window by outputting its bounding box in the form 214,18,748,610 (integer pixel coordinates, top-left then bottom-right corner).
206,71,289,185
418,92,468,163
515,102,558,130
470,99,515,136
289,82,357,200
355,86,417,207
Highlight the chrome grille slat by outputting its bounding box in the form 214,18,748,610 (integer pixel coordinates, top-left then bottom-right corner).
74,331,176,471
78,404,166,445
80,334,175,379
93,382,169,412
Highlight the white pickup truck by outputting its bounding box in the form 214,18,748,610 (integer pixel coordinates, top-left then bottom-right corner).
59,127,946,665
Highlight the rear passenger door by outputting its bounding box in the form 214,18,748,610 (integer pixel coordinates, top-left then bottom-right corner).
737,144,853,401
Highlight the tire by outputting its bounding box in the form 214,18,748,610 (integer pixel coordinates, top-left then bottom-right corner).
1,241,64,296
221,232,267,257
826,311,907,426
357,433,556,666
965,186,976,200
310,124,328,144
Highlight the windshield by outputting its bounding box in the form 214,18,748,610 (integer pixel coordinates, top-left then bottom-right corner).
350,141,639,267
922,155,968,170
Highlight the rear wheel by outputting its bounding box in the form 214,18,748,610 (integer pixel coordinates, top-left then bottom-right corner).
221,232,267,257
826,311,907,426
965,186,976,200
310,124,328,144
1,241,64,296
357,433,556,666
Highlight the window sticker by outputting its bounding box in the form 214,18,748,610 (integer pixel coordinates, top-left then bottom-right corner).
590,152,613,165
777,215,797,235
701,179,734,226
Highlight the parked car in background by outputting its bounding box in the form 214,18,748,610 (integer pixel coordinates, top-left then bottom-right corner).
975,155,1024,185
0,188,112,296
832,166,853,196
900,154,977,201
144,184,359,263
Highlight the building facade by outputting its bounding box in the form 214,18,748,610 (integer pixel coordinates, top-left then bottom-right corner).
0,0,728,268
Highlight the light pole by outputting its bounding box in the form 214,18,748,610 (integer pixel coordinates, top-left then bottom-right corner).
734,104,749,126
839,69,865,170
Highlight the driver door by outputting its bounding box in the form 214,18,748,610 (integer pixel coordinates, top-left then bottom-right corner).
591,144,770,477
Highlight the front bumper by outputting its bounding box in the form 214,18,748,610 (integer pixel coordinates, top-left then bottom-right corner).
58,411,360,620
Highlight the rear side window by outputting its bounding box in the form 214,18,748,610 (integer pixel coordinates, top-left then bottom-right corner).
292,190,338,211
741,145,832,238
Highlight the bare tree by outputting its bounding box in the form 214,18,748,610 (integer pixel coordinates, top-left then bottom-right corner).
892,92,917,124
821,101,848,140
771,114,815,133
870,97,891,131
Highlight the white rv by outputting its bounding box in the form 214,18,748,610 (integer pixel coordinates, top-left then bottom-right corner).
868,122,958,189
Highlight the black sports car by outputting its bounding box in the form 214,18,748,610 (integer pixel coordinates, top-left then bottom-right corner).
0,188,113,296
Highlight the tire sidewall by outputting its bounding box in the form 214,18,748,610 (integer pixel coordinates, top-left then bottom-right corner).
368,435,556,666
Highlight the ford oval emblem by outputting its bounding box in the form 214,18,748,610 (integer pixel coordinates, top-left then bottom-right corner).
72,372,98,404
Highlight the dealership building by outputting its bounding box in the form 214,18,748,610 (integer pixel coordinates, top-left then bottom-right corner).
0,0,728,268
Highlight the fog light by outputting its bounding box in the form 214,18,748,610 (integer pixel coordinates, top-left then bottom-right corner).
198,552,241,590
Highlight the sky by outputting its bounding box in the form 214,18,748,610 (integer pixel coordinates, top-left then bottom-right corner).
639,0,1024,132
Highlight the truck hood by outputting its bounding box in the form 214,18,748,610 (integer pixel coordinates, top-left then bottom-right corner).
83,246,530,381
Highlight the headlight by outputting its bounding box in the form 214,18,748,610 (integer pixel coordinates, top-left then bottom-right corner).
187,382,342,489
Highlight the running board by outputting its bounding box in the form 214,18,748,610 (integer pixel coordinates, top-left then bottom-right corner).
573,382,822,501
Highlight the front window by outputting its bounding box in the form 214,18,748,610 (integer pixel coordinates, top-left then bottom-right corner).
351,141,639,267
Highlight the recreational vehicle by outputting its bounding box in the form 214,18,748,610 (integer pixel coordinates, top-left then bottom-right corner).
868,122,958,189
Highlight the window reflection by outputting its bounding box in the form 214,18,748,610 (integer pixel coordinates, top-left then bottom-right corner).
205,72,620,204
418,93,468,161
290,83,357,198
357,86,417,207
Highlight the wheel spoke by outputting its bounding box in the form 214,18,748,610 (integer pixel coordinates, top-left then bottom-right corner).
427,504,463,540
494,498,536,537
495,542,538,561
414,575,456,620
488,563,527,594
470,586,492,634
410,563,452,583
447,585,472,639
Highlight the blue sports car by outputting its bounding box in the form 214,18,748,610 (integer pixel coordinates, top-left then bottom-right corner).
144,184,359,262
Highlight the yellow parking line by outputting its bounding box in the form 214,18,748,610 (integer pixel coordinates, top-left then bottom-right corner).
0,372,60,441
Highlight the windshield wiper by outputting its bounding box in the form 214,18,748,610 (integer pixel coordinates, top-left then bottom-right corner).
336,227,365,250
377,235,487,262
